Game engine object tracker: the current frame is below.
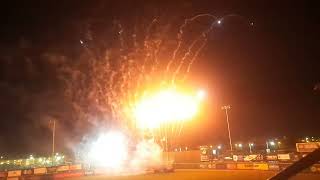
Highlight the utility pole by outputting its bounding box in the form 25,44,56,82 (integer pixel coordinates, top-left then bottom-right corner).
51,120,56,157
221,105,233,152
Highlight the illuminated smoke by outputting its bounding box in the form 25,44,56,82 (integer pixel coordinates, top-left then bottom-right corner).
80,131,163,174
61,14,249,173
87,131,128,169
130,139,163,171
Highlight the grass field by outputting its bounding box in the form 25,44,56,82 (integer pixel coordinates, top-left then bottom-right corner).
70,170,320,180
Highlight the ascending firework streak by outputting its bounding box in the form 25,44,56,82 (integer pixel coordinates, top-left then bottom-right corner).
59,14,250,150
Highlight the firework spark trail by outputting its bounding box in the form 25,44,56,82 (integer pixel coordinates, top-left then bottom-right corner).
172,14,250,83
173,15,250,143
170,17,218,141
152,14,217,143
182,35,208,81
55,14,253,170
121,19,157,118
61,14,252,148
174,15,228,82
118,22,125,51
171,20,214,84
166,14,217,74
123,19,168,130
136,19,158,89
177,121,185,142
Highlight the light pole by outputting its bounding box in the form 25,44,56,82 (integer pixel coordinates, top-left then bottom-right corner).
50,120,56,158
249,143,254,153
221,105,233,152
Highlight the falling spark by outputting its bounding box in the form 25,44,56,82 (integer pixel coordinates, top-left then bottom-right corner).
60,14,250,173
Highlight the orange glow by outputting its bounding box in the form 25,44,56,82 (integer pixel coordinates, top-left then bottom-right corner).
134,88,204,129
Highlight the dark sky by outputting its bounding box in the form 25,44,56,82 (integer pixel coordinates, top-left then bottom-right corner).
0,1,319,155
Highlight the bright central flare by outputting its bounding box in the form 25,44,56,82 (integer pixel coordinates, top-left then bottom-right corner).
134,89,203,129
88,132,128,169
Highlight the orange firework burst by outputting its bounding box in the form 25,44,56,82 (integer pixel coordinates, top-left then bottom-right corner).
134,88,204,129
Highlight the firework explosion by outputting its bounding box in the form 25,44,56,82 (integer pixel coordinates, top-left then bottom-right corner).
79,131,164,174
58,14,248,172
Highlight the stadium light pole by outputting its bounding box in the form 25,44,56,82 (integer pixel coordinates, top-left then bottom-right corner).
249,143,254,153
221,105,233,152
50,120,56,158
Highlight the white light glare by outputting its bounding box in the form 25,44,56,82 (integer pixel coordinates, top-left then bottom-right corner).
270,141,275,146
197,89,206,100
88,131,127,169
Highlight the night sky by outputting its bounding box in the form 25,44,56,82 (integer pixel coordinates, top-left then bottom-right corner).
0,1,319,155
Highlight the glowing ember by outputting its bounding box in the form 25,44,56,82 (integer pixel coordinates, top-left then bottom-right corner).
88,131,128,169
134,89,202,129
